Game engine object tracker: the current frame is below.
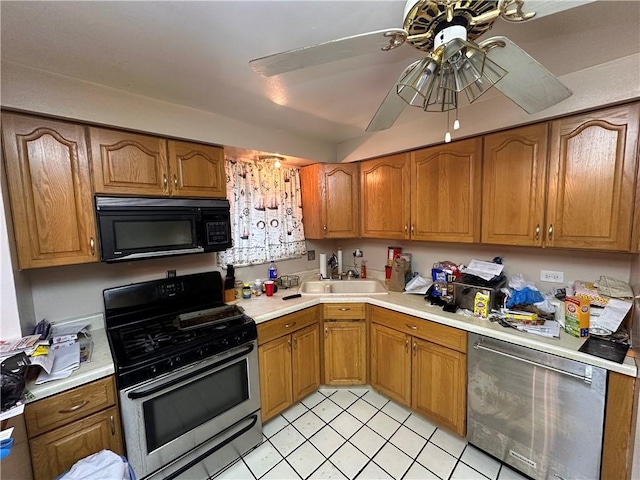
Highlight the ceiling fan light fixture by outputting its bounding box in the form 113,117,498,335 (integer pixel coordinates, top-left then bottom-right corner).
397,57,439,107
461,55,508,103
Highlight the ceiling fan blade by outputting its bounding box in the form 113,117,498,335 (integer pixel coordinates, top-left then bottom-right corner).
366,69,410,132
481,36,572,114
250,28,407,77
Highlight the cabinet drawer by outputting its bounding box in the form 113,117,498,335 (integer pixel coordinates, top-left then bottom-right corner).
323,303,366,320
257,307,318,345
25,376,117,438
370,307,466,353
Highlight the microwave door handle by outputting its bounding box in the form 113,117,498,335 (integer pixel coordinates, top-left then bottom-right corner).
112,248,205,261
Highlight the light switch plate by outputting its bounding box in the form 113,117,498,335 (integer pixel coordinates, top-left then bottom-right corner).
307,250,315,261
540,270,564,283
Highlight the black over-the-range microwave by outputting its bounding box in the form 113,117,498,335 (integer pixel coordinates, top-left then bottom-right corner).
95,196,232,263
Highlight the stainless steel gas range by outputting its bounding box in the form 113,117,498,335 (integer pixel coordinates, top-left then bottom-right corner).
103,271,262,480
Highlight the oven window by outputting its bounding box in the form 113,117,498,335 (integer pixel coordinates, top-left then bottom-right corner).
114,220,193,250
143,361,249,452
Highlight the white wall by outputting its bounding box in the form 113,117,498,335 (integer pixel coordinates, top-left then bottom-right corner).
337,54,640,162
0,62,335,164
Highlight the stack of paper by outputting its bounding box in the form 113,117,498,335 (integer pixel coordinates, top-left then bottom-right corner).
462,260,504,281
33,342,80,384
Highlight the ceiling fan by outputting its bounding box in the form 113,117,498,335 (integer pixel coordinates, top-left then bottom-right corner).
249,0,572,138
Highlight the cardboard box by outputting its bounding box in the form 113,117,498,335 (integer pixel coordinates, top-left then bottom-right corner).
565,296,590,337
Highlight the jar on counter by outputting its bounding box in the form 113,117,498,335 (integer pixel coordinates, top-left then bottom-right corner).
234,281,243,299
252,279,262,296
242,283,251,299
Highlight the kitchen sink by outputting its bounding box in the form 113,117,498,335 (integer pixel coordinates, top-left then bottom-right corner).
299,279,388,295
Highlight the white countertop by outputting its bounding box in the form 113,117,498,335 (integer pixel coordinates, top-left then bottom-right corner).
26,286,636,401
25,314,115,403
233,288,638,377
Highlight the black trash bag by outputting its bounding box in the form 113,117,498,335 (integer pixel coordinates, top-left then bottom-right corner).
1,353,30,412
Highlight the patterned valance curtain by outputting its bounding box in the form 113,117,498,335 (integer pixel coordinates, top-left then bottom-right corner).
218,159,306,267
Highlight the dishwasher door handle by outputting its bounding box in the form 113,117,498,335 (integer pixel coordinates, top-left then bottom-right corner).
473,341,592,383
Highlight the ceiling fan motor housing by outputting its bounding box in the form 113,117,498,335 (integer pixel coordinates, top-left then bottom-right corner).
403,0,499,52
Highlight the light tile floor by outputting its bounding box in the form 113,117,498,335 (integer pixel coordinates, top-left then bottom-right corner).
212,387,529,480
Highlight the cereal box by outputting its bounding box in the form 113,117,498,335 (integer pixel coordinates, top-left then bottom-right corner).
565,296,590,337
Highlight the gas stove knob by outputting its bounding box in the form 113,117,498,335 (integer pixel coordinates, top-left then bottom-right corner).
167,358,174,368
150,365,157,375
196,348,204,357
221,338,229,347
175,356,181,364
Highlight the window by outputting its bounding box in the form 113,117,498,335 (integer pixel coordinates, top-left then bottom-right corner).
218,159,306,266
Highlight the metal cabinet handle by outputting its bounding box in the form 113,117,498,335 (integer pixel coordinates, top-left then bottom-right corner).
323,225,327,232
163,174,168,191
293,337,298,349
411,224,415,235
285,322,296,329
413,342,417,356
287,338,291,351
405,337,409,353
90,237,95,255
404,225,408,234
110,415,116,435
325,327,328,339
338,307,351,311
535,224,540,241
405,324,418,330
173,175,178,189
548,224,554,241
59,400,89,414
473,341,591,383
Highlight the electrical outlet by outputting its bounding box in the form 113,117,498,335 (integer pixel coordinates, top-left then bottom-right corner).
307,250,315,261
540,270,564,283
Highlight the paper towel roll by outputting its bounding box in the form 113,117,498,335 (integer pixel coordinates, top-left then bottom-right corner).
337,249,343,273
319,253,327,279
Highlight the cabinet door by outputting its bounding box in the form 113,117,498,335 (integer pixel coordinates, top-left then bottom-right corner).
411,138,482,242
292,324,320,402
1,113,98,269
258,336,293,422
323,321,366,385
167,140,226,197
29,406,123,480
547,104,640,251
89,127,169,196
323,163,360,238
482,123,549,246
301,163,359,239
370,323,411,406
412,338,466,436
360,154,411,239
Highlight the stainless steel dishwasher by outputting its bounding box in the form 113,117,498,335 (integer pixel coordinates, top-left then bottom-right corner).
467,333,607,480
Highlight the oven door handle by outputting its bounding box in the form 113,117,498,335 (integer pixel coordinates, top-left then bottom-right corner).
127,343,254,400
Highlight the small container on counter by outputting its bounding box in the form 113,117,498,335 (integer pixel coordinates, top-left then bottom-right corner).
234,281,243,299
242,283,251,299
252,279,262,296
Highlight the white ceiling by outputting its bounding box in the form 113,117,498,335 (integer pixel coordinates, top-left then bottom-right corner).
1,0,639,162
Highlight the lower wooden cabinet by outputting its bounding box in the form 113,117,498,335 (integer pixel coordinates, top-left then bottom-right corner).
24,376,123,480
323,303,367,385
411,338,466,435
257,307,320,422
370,306,467,436
370,323,411,405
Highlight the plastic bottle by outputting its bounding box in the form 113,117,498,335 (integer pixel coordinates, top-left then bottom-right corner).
253,279,262,296
242,283,251,299
268,260,278,280
360,260,367,279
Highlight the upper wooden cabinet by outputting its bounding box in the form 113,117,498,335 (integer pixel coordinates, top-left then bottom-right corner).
411,138,483,243
2,113,98,269
89,127,226,198
546,104,639,251
167,140,226,197
360,153,411,239
482,123,549,246
300,163,359,238
483,103,640,251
